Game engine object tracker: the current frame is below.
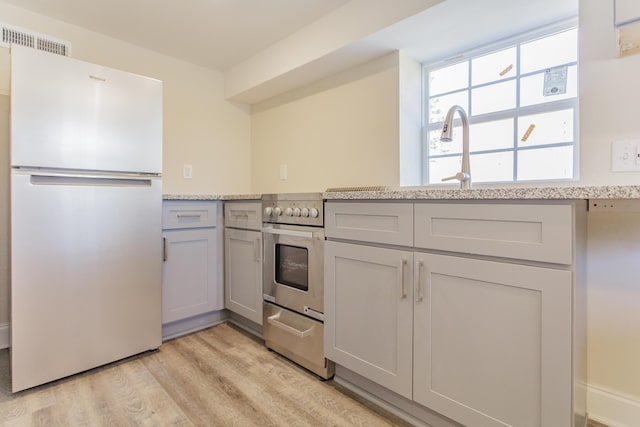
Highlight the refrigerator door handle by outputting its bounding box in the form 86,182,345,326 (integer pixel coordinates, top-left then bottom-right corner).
163,237,168,262
30,174,152,187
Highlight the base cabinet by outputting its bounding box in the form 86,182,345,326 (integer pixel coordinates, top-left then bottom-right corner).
223,201,263,325
324,241,413,398
224,228,262,324
413,252,572,427
162,201,222,328
325,200,585,427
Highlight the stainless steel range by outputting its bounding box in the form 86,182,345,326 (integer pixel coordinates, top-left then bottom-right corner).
262,193,334,379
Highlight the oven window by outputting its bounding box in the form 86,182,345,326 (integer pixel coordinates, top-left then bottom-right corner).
275,244,308,291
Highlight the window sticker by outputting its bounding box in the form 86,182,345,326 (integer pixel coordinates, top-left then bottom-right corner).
543,66,568,96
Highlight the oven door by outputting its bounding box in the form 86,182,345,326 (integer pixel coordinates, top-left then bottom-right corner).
263,223,324,316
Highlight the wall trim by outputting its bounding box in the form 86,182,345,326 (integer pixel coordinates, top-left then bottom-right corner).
588,384,640,427
0,323,8,349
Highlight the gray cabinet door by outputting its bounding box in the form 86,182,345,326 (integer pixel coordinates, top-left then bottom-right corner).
225,228,263,324
413,252,572,427
325,241,414,399
162,228,220,323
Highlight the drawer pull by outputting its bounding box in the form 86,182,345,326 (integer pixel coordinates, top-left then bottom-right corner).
177,213,202,218
267,313,314,338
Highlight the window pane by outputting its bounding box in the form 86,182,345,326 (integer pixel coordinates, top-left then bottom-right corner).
517,146,574,180
521,29,578,74
472,47,517,86
429,61,468,96
520,65,577,107
471,151,514,183
518,109,574,147
429,156,461,184
470,119,514,152
429,127,462,155
429,91,468,123
471,80,516,115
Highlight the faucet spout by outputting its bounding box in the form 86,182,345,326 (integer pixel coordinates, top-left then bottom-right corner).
440,105,471,189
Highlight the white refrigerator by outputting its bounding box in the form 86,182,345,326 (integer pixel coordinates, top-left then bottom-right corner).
10,45,163,392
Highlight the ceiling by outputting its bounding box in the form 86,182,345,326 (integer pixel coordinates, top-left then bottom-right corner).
0,0,578,102
0,0,350,71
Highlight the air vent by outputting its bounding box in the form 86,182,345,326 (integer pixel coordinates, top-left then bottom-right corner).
1,23,71,56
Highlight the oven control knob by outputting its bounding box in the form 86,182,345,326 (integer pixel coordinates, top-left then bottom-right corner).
285,207,293,216
293,207,301,217
264,207,273,217
274,207,282,216
301,208,309,217
309,208,319,218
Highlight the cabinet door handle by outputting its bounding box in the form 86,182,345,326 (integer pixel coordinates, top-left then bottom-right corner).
415,260,424,302
254,239,261,262
398,259,407,298
163,237,168,262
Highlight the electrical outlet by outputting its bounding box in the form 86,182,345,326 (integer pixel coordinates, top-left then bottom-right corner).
589,199,640,212
183,164,193,179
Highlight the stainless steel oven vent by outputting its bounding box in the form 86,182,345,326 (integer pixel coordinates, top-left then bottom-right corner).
1,23,71,56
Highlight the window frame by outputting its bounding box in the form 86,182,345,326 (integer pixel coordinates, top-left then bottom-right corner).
421,20,579,186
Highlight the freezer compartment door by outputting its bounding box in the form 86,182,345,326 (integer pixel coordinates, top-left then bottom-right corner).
10,171,163,392
10,45,162,173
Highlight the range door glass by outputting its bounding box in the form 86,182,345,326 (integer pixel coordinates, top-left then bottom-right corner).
275,244,308,291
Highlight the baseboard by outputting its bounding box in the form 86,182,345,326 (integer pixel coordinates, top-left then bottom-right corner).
162,310,228,341
0,323,8,349
588,384,640,427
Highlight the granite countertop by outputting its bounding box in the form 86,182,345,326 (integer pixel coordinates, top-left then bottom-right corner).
163,185,640,202
322,185,640,200
163,194,262,201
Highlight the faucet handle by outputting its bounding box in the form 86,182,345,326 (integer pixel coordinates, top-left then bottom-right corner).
442,172,471,183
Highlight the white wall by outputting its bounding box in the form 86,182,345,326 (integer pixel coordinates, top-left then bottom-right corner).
581,1,640,423
250,52,401,193
0,3,252,330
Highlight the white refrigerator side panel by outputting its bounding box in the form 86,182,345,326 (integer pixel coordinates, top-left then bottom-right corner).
10,172,163,392
10,46,162,173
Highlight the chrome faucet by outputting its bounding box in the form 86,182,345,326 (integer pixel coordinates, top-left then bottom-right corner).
440,105,471,189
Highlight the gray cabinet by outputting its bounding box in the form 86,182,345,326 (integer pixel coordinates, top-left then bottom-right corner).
324,241,413,398
162,201,222,326
324,200,586,427
413,252,573,427
224,202,263,325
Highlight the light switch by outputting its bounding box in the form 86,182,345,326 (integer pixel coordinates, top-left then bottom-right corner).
611,140,640,171
183,164,193,179
280,164,288,180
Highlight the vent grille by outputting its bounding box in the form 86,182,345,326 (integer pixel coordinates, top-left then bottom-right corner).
3,27,34,48
37,38,69,56
1,23,71,56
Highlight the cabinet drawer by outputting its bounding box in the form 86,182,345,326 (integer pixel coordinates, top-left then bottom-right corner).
162,200,218,229
325,202,413,246
224,201,262,230
414,202,573,264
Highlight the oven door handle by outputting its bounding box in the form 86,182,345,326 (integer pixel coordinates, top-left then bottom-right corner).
267,313,314,338
262,227,313,239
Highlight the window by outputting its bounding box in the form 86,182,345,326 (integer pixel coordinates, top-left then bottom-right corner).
424,28,578,185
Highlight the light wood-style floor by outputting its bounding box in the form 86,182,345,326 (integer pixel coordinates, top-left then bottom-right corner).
0,323,412,426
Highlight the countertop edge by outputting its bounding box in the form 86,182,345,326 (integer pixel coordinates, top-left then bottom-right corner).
163,186,640,201
322,186,640,200
163,194,262,201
